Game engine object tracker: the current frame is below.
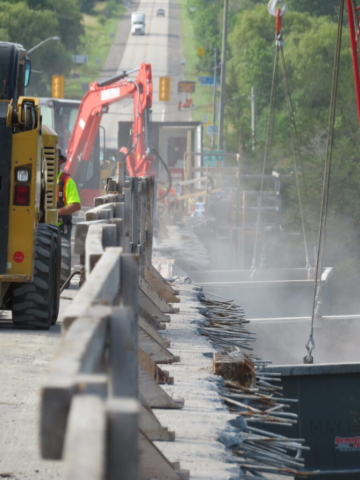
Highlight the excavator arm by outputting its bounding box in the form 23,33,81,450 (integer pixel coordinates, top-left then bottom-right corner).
346,0,360,124
64,62,153,178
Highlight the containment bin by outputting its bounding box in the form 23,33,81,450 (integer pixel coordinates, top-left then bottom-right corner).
250,315,360,479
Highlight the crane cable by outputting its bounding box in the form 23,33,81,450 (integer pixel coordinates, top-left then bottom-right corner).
304,0,344,364
279,46,312,274
252,2,311,276
250,39,279,277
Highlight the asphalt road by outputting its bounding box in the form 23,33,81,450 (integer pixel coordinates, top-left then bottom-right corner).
101,0,191,150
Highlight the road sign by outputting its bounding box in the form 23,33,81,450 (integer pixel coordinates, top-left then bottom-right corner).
197,47,205,56
71,55,88,64
178,81,195,93
207,125,218,135
198,75,218,86
202,115,208,123
203,150,224,167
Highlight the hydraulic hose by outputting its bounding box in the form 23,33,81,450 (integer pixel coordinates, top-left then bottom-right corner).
152,146,173,200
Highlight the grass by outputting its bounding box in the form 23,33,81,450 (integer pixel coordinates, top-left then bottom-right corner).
178,0,217,147
65,2,125,99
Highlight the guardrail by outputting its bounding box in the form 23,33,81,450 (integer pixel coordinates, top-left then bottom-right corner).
41,169,188,480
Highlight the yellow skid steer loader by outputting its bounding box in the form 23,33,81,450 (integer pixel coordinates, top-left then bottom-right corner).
0,42,60,329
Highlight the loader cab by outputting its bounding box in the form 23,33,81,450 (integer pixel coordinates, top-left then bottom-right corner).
39,97,103,205
0,42,31,103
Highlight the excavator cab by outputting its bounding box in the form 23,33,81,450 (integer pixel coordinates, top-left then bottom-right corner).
0,42,61,329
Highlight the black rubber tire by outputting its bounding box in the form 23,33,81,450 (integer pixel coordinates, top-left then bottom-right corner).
60,236,71,288
40,224,61,325
12,225,58,329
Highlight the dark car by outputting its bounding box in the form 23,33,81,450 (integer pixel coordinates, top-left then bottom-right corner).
156,8,165,16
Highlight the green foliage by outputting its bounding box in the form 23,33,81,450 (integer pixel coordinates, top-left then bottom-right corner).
79,0,96,14
285,0,339,18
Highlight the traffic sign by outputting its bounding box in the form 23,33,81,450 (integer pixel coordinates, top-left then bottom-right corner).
197,47,205,56
178,81,195,93
207,125,218,134
198,76,218,86
159,76,171,101
203,150,224,167
71,55,88,64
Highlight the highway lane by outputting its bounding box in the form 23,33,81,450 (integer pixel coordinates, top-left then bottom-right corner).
101,0,191,150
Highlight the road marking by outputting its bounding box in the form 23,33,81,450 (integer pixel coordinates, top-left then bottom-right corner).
161,108,165,122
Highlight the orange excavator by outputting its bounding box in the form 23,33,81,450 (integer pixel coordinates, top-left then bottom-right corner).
63,63,154,205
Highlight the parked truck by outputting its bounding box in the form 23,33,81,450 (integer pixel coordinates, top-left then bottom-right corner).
131,12,146,35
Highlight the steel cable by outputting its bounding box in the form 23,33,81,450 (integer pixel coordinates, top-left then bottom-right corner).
279,47,312,272
251,45,279,276
304,0,344,363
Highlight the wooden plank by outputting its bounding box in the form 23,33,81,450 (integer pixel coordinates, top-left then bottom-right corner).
119,254,139,312
110,308,138,398
123,188,132,253
138,365,183,409
63,395,105,480
139,348,173,385
139,276,172,313
106,398,139,480
86,203,114,221
139,306,165,331
139,289,170,325
147,264,180,295
94,193,119,206
139,404,175,441
139,327,179,364
63,248,121,330
139,315,170,347
139,430,189,480
76,374,108,398
131,177,139,252
139,179,147,275
144,267,180,303
41,307,110,459
74,220,107,256
85,224,117,274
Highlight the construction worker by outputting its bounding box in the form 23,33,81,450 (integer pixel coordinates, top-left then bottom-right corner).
57,147,81,242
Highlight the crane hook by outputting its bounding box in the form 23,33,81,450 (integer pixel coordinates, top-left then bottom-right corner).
267,0,286,17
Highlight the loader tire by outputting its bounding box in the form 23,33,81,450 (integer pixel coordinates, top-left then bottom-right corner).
60,236,71,288
40,224,61,325
12,225,59,329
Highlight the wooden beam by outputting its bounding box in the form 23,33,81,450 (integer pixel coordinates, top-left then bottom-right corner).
139,315,170,347
41,308,110,459
139,327,179,364
139,430,190,480
62,248,121,330
63,395,105,480
139,404,175,441
106,398,139,480
139,289,170,326
144,267,180,303
110,308,138,398
138,365,183,409
139,276,172,313
86,203,114,221
139,348,174,385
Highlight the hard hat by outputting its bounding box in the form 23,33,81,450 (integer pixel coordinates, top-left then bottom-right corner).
58,146,67,163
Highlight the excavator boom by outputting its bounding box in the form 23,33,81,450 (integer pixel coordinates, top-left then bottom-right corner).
64,62,153,180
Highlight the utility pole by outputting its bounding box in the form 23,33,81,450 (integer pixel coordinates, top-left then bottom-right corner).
251,86,256,149
211,47,217,149
218,0,229,151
